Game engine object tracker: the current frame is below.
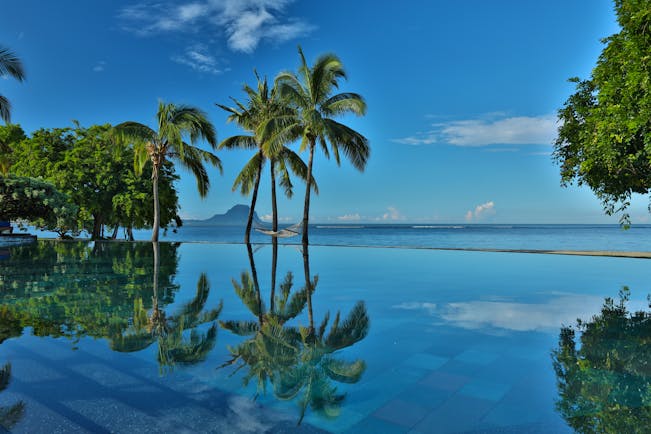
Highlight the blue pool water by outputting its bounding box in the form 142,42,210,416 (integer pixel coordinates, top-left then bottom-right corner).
0,241,649,432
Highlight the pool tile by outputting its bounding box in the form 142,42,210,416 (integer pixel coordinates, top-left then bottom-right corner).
395,384,450,409
454,349,500,365
418,371,470,392
345,416,409,434
458,379,511,402
411,395,494,433
373,398,430,427
403,353,448,371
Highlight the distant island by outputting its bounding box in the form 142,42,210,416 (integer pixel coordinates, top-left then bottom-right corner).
183,204,262,226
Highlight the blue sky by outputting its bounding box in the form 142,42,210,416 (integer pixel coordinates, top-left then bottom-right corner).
2,0,642,224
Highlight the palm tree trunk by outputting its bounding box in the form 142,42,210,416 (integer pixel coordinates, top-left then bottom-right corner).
270,237,278,313
110,226,118,240
152,241,159,311
301,139,316,245
302,241,314,335
151,164,160,242
270,159,278,232
246,242,264,325
245,153,263,244
127,227,134,241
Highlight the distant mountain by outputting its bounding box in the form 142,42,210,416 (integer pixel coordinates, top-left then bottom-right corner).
184,204,262,226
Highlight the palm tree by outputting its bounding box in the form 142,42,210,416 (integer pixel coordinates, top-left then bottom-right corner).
268,46,369,244
113,102,220,241
218,73,315,243
0,46,25,124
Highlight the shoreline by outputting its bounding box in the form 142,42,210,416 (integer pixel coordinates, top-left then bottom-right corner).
35,237,651,259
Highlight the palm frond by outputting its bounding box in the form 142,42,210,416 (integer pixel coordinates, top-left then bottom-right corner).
218,135,257,150
322,93,367,117
232,272,265,317
324,301,369,350
0,47,25,81
0,95,10,124
323,119,369,171
322,357,366,383
232,151,264,195
220,320,260,336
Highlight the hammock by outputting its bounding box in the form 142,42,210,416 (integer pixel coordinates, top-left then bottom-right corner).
254,222,302,238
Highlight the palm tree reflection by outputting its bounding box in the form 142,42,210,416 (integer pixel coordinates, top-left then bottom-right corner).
220,241,369,424
111,242,222,373
551,288,651,432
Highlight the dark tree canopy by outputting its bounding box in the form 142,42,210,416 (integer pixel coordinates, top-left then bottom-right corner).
554,0,651,224
552,288,651,433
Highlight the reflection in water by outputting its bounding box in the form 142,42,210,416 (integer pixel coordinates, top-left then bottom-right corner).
111,243,222,372
220,240,369,424
552,288,651,432
0,241,221,372
0,363,24,431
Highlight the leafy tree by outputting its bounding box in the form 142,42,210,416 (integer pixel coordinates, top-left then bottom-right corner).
114,102,221,242
218,73,315,242
7,124,181,239
268,47,369,243
554,0,651,225
0,46,25,124
0,175,78,237
0,123,26,175
552,288,651,433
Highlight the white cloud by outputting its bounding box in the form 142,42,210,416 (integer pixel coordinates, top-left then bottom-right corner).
171,45,223,74
465,201,495,222
394,114,557,147
92,61,106,72
337,213,361,221
393,294,649,333
119,0,314,54
381,206,405,221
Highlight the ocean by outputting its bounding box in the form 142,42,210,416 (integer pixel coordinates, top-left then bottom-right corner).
121,223,651,252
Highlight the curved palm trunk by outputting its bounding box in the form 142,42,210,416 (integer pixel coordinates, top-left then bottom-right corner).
151,164,160,242
246,242,264,325
301,139,316,245
245,152,263,244
302,241,314,335
270,159,278,232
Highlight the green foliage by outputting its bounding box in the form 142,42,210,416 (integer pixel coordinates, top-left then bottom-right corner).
6,123,181,238
0,175,78,236
270,47,369,242
552,288,651,433
113,101,220,241
554,0,651,225
0,124,26,174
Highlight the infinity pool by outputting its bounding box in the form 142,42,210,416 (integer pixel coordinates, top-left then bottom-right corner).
0,241,649,433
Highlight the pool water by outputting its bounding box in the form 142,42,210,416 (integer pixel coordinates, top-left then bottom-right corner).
0,241,649,433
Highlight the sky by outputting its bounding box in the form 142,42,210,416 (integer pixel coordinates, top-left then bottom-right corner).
2,0,643,224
